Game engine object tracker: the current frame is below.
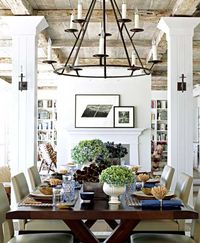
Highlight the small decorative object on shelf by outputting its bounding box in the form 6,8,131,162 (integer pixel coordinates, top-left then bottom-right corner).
100,165,135,204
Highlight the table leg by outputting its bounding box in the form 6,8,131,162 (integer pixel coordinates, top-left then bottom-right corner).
104,219,139,243
85,219,97,228
105,219,118,229
64,219,99,243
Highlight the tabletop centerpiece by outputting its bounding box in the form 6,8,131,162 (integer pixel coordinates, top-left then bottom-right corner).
100,165,135,204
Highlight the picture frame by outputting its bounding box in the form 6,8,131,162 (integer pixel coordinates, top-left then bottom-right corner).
75,94,120,128
114,106,135,128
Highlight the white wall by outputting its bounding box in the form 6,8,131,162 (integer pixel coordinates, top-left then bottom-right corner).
0,80,11,166
56,71,151,171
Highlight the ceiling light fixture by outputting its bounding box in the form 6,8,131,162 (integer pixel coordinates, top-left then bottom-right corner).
43,0,161,78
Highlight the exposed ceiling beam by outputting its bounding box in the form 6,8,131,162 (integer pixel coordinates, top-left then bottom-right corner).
36,9,170,23
0,0,33,15
52,38,152,49
1,0,64,64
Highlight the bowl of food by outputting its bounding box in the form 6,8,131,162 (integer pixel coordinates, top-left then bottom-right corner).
80,192,94,201
49,178,62,186
142,187,152,195
39,186,53,195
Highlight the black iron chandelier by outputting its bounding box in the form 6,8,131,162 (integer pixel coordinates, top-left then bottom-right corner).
43,0,161,78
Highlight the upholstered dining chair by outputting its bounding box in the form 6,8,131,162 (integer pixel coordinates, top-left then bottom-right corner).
12,172,70,232
0,183,73,243
133,172,193,232
28,165,42,191
132,188,200,243
160,165,175,190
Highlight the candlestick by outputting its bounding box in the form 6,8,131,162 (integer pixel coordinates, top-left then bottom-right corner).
99,28,104,54
135,8,139,28
47,38,52,60
131,52,136,66
152,41,157,60
122,2,126,19
77,0,82,20
70,12,75,29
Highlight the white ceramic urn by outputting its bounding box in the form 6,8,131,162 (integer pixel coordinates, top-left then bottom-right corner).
103,183,126,204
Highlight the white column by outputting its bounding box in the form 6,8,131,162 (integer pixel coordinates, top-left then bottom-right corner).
158,17,200,190
3,17,48,176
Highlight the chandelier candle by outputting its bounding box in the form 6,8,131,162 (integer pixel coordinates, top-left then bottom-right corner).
134,8,139,28
122,1,126,19
70,12,75,29
152,41,157,60
77,0,82,20
47,38,52,60
99,29,104,54
131,52,136,66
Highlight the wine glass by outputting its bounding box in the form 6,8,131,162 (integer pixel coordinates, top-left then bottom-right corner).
151,186,168,208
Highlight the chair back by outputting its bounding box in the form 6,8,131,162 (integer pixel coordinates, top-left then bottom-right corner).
160,165,175,190
0,166,11,183
28,165,41,190
12,172,30,202
191,189,200,242
174,172,192,204
0,183,14,243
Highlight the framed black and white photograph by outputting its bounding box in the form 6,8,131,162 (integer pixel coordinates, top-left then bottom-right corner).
75,94,120,128
114,106,135,128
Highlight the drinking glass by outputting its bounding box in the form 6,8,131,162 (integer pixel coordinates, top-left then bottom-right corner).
52,186,62,208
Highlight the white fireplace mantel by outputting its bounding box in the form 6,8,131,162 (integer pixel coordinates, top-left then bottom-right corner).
66,128,145,165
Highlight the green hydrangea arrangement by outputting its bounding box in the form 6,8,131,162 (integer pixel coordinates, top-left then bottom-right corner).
71,139,109,165
100,165,135,187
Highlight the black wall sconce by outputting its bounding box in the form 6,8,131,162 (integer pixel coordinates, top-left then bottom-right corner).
18,66,28,91
177,74,186,92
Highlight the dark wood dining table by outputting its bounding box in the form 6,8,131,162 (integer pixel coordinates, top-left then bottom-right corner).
6,194,198,243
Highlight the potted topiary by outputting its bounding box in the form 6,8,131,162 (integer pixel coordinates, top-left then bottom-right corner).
100,165,135,204
71,139,110,165
105,142,128,165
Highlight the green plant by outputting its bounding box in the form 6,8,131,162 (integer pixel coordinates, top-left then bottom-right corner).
100,165,135,187
105,142,128,159
71,139,109,165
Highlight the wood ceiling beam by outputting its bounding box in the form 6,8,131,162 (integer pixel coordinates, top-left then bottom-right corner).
1,0,64,64
0,0,33,15
52,39,152,48
36,9,170,23
146,0,200,64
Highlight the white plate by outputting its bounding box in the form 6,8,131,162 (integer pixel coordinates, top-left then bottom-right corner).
133,190,174,200
146,178,160,183
30,189,52,198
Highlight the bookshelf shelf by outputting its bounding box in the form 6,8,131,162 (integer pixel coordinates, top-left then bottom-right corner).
151,98,168,173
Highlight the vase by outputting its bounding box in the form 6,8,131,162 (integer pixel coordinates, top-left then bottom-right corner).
103,183,126,204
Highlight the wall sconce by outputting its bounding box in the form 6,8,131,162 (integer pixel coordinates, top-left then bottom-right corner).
18,66,27,91
177,74,186,92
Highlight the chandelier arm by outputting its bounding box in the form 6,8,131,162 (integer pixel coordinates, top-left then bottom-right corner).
121,21,147,71
63,0,96,72
112,0,148,72
53,71,149,78
130,32,136,39
72,0,97,67
110,0,131,67
72,32,78,39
